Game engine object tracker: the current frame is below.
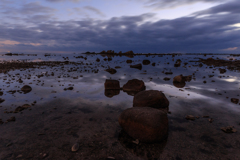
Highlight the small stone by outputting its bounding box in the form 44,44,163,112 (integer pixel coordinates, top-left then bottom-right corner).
0,98,5,103
71,143,79,152
132,139,139,145
106,156,116,160
196,116,200,119
231,98,239,104
185,115,195,120
209,118,213,123
7,116,15,122
221,126,237,133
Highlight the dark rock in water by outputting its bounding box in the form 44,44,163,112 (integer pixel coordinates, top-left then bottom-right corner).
118,130,167,159
219,68,226,74
96,58,100,62
221,126,237,133
173,81,186,88
163,77,170,81
0,98,5,103
105,68,117,74
231,98,239,104
130,64,142,70
142,60,150,65
104,79,120,90
152,62,156,66
123,79,145,93
133,90,169,109
7,116,16,122
173,74,185,83
21,85,32,94
185,115,195,120
64,87,73,90
14,104,31,113
119,107,168,143
104,89,120,98
0,91,3,96
126,60,132,63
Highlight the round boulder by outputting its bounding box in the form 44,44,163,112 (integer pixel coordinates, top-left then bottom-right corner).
123,79,145,92
119,107,168,143
21,85,32,94
173,74,185,83
133,90,169,109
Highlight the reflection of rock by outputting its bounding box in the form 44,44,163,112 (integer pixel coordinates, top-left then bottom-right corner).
104,89,120,98
118,130,167,160
105,68,117,74
21,85,32,94
119,107,168,143
123,79,145,95
0,92,3,96
104,79,120,90
173,81,186,88
142,60,150,65
231,98,239,104
130,64,142,70
133,90,169,109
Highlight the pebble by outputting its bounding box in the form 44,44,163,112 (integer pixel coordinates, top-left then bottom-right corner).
71,142,79,152
185,115,195,120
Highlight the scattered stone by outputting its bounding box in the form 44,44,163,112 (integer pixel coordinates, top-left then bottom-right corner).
0,91,3,96
185,115,195,120
96,58,100,62
231,98,239,104
202,115,209,118
0,98,5,103
196,116,200,119
14,104,31,113
126,60,132,63
106,156,116,160
16,154,23,158
209,118,213,123
130,63,142,70
21,85,32,94
119,107,168,143
163,77,170,81
221,126,237,133
142,60,150,65
104,79,120,90
133,90,169,109
7,116,15,122
71,142,79,152
152,62,156,66
105,68,117,74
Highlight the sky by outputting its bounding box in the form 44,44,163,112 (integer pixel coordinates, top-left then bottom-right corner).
0,0,240,54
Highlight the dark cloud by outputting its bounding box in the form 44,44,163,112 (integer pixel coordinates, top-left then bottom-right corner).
136,0,228,9
0,1,239,53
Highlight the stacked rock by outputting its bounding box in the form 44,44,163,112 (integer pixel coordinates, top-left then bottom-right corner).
119,90,169,143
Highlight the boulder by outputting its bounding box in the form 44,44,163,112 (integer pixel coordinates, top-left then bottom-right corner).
123,79,145,92
104,79,120,90
119,107,168,143
142,60,150,65
173,82,186,88
21,85,32,93
133,90,169,109
130,64,142,70
231,98,239,104
105,68,117,74
173,74,185,83
14,104,31,113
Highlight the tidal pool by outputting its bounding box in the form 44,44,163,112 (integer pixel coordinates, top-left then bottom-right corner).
0,53,240,160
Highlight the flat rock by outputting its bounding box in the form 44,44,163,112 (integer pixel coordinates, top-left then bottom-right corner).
130,63,142,70
133,90,169,109
221,126,237,133
119,107,168,143
14,104,31,113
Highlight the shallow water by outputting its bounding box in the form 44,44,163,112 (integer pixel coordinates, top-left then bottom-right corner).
0,53,240,160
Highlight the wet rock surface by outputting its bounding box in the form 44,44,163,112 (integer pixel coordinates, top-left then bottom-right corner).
133,90,169,109
119,107,168,143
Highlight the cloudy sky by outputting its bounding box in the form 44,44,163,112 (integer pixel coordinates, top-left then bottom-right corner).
0,0,239,54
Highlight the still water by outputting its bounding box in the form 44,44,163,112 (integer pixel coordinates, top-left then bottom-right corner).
0,53,240,160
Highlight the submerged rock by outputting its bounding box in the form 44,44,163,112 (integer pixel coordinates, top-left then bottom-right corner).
119,107,168,143
21,85,32,94
133,90,169,109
